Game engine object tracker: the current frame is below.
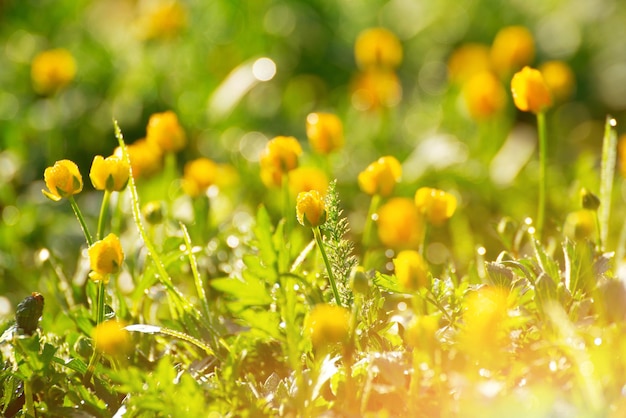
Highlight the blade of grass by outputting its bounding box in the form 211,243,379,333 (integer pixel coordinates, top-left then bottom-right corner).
113,120,201,322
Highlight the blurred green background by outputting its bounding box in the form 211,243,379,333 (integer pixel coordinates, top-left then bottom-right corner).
2,0,626,316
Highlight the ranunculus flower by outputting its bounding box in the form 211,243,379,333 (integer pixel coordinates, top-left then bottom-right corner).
296,189,326,227
90,155,130,192
511,66,552,114
42,160,83,201
88,233,124,283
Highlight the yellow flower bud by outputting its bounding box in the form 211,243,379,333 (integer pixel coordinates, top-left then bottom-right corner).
182,157,218,197
146,111,186,153
354,27,403,70
447,43,491,85
393,250,429,292
259,136,303,188
404,315,439,352
351,68,402,111
42,159,83,201
305,303,351,350
90,155,130,192
88,233,124,282
138,0,187,40
414,187,457,226
564,210,596,242
31,48,76,95
462,71,507,120
511,66,553,114
288,166,328,197
490,26,535,76
296,189,326,227
142,201,165,225
358,156,402,197
115,139,163,179
376,198,424,249
539,60,575,103
93,320,131,357
306,112,344,154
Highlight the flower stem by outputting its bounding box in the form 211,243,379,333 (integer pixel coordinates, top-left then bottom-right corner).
536,111,548,239
69,195,94,246
600,115,618,251
362,194,380,249
313,226,342,306
96,190,112,240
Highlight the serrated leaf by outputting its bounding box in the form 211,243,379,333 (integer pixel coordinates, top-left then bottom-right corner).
211,273,271,309
373,272,402,293
532,238,560,284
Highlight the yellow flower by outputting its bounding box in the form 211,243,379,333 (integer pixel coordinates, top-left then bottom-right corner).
306,112,344,154
31,48,76,95
394,250,429,292
511,66,553,114
42,159,83,201
296,190,326,227
88,233,124,283
462,71,507,120
459,286,509,362
414,187,457,226
447,43,491,85
376,197,424,249
539,60,575,103
138,0,187,40
354,27,403,70
358,156,402,197
115,139,163,179
288,166,328,197
490,26,535,76
90,155,130,192
564,210,596,241
305,304,351,350
181,157,218,197
351,68,402,111
93,320,131,357
146,111,186,153
259,136,303,188
404,315,439,352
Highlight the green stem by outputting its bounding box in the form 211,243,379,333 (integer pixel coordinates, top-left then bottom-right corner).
313,226,342,306
600,115,617,251
96,190,112,240
536,111,548,239
85,276,107,383
68,196,94,246
362,194,381,249
24,378,35,417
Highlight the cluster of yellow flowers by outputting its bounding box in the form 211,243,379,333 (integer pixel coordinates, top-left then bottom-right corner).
448,25,572,120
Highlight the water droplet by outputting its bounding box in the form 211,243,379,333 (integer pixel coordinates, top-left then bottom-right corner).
397,302,407,311
524,217,533,225
477,246,486,256
594,337,602,346
527,226,536,235
549,360,557,372
609,118,617,127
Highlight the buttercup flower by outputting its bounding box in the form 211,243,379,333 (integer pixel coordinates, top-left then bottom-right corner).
31,48,76,95
305,304,351,350
43,159,83,201
393,250,429,292
93,320,131,357
447,43,491,85
511,66,553,114
351,68,402,111
376,197,423,249
354,27,403,70
415,187,457,226
88,233,124,283
296,190,326,227
539,60,575,103
490,26,535,76
259,136,303,187
182,157,218,197
139,0,187,40
90,155,130,192
564,210,596,242
462,71,507,120
115,139,163,179
288,166,328,197
459,286,509,361
146,111,186,153
358,156,402,197
306,112,344,154
404,315,439,352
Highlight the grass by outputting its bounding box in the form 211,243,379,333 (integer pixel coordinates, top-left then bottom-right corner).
2,1,626,417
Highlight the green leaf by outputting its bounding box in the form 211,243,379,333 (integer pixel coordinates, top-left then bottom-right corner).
211,273,272,309
253,205,277,272
373,272,402,293
531,238,560,284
